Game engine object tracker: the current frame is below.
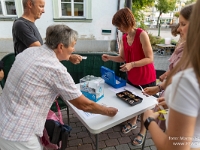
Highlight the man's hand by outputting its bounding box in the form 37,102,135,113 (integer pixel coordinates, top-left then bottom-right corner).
69,54,82,64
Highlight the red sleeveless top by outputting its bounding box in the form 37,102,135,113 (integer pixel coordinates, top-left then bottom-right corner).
123,28,156,85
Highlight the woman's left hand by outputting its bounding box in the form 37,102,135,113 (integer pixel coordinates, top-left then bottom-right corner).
143,110,159,122
119,62,132,72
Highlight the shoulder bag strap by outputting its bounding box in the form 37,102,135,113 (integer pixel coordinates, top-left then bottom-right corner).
55,100,64,125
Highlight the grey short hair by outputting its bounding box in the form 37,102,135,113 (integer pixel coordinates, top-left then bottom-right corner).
22,0,35,8
45,24,78,50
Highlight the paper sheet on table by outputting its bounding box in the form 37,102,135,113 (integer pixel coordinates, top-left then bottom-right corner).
78,110,100,119
77,103,115,119
108,87,125,93
108,84,136,95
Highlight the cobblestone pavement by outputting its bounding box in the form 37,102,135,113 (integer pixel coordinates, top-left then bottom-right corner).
0,52,170,150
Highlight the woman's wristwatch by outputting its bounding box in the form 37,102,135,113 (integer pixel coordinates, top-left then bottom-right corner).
144,117,156,130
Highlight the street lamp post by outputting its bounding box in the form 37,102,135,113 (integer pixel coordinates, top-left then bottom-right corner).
126,0,132,10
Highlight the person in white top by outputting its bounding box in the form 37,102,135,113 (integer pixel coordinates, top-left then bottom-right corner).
143,1,200,150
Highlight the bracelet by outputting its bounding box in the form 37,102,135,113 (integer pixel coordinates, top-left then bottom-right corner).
131,62,135,68
157,84,163,92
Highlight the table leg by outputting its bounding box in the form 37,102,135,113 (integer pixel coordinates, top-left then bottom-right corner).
66,105,70,125
95,134,99,150
141,130,147,150
86,129,99,150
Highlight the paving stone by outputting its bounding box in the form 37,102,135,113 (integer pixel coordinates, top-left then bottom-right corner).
146,132,152,139
68,122,76,128
70,127,83,134
103,128,114,134
99,133,109,141
81,126,87,131
105,139,119,147
77,131,89,138
76,121,84,127
102,146,116,150
68,139,82,147
144,147,151,150
82,136,93,144
65,146,78,150
131,127,140,134
77,144,93,150
115,143,130,150
68,133,78,140
145,139,155,146
150,145,157,150
98,140,107,149
72,113,77,118
113,125,121,132
118,136,131,144
153,53,170,71
108,132,121,139
70,117,80,123
120,131,134,137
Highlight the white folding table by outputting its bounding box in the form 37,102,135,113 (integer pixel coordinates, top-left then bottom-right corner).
66,83,158,150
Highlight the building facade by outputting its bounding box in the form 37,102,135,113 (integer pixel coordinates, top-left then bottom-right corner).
0,0,125,52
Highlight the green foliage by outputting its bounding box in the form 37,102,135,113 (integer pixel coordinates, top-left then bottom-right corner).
171,39,178,45
174,11,180,18
185,0,196,5
131,0,155,30
132,0,154,11
138,22,148,30
148,33,164,45
133,10,148,30
155,0,177,14
155,0,177,36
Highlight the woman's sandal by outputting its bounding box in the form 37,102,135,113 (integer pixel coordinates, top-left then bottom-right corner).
132,133,145,146
122,122,137,134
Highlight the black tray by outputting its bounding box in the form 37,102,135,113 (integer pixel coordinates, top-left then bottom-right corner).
116,90,143,106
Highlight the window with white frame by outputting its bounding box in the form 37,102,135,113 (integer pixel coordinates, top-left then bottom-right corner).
0,0,17,16
53,0,92,21
61,0,84,17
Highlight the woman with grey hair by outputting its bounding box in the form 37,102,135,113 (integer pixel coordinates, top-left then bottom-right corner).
0,24,118,150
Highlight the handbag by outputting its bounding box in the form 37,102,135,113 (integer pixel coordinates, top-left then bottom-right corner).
40,100,72,150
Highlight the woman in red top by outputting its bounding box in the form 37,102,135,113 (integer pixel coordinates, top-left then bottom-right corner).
102,7,156,146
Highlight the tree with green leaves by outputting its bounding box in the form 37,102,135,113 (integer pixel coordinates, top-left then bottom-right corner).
185,0,196,5
131,0,154,30
155,0,177,36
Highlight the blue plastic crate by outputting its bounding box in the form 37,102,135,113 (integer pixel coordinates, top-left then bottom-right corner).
101,66,126,88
